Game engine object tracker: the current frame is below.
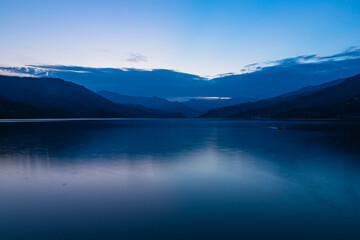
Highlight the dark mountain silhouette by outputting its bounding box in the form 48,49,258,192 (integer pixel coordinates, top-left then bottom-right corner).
98,90,254,116
1,72,359,119
202,77,346,118
272,97,360,119
202,74,360,119
98,90,198,117
183,97,255,114
0,75,183,118
0,94,44,118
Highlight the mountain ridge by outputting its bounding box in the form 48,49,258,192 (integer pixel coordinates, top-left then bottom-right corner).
98,90,198,117
0,75,184,118
202,74,360,119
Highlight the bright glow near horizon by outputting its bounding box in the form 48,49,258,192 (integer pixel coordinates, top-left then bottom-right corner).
0,0,360,76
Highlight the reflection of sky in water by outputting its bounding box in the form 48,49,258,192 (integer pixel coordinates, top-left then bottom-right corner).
0,119,360,239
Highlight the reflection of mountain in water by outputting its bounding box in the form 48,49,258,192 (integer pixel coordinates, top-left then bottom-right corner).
1,119,360,240
0,119,359,165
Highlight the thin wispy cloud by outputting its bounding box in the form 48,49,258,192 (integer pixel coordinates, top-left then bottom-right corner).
0,69,34,77
126,53,148,63
233,47,360,75
270,47,360,66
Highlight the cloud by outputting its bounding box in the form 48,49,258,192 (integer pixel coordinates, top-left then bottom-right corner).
126,53,148,63
0,68,34,77
208,47,360,97
1,47,360,98
0,66,50,77
237,47,360,74
270,47,360,66
0,65,90,77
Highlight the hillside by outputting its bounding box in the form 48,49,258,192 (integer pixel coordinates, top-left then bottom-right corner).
0,75,183,118
0,94,43,118
98,90,198,117
183,97,255,114
202,74,360,119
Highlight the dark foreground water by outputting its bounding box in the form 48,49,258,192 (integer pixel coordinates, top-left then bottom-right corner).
0,119,360,240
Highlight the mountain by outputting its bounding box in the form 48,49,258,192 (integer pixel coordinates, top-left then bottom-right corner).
272,97,360,119
0,94,43,118
183,97,255,114
202,74,360,119
98,90,198,117
0,75,183,118
3,50,360,99
278,77,345,98
97,90,255,116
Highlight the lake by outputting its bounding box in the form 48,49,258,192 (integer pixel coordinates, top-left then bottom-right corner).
0,119,360,240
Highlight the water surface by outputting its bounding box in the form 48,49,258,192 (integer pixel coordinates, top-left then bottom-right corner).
0,119,360,239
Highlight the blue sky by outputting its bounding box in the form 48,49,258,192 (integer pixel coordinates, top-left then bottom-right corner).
1,0,360,76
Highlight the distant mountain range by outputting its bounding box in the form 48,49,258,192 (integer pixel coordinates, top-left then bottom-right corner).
202,74,360,119
98,91,199,117
1,73,360,119
182,97,255,114
0,75,183,118
98,90,254,117
3,49,360,99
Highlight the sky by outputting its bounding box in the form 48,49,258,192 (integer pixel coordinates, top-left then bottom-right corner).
1,0,360,77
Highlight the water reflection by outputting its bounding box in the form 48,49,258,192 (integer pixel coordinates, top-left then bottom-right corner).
0,119,360,240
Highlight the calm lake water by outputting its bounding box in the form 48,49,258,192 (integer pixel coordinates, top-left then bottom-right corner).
0,119,360,240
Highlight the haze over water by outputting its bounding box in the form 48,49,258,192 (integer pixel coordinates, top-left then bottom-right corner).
0,119,360,239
